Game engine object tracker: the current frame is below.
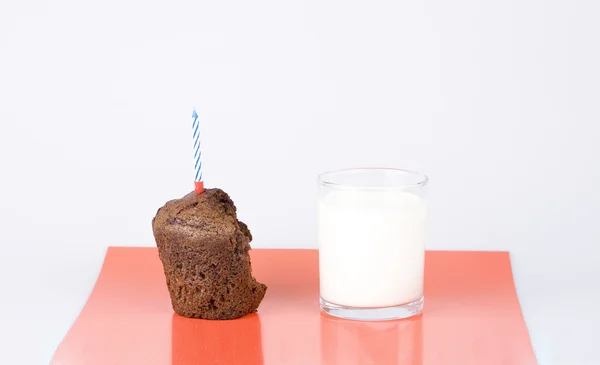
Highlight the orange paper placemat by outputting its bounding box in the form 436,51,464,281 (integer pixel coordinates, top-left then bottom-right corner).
52,248,536,365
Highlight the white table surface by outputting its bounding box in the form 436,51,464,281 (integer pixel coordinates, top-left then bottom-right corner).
1,243,598,365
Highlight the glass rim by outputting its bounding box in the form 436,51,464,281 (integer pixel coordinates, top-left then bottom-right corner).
318,167,429,189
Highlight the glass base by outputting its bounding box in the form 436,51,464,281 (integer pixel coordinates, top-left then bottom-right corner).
320,296,423,321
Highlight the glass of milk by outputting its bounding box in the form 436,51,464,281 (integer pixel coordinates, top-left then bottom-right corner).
318,168,428,321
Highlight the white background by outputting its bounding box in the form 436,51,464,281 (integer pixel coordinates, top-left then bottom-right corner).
1,0,599,364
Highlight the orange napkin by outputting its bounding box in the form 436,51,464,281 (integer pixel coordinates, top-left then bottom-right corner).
52,247,536,365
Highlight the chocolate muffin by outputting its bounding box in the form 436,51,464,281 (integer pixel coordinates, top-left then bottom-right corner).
152,189,266,320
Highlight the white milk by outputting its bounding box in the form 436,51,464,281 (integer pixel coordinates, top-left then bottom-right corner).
318,189,426,308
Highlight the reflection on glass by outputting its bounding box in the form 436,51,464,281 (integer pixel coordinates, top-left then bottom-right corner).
171,313,264,365
320,313,423,365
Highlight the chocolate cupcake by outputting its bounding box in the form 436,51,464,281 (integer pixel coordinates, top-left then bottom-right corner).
152,189,266,320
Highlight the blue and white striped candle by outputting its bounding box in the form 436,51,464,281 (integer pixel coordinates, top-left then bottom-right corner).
192,108,204,193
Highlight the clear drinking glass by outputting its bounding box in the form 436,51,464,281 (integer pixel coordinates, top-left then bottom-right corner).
318,168,429,321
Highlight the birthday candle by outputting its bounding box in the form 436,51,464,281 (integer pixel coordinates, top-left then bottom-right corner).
192,108,204,193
